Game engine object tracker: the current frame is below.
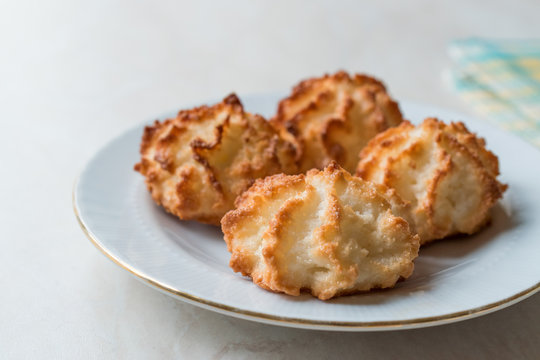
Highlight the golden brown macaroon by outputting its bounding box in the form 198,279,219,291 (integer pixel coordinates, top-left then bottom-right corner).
134,94,298,225
356,118,507,244
271,71,404,173
222,162,420,300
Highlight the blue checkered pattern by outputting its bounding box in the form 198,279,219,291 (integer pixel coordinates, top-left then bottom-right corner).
448,38,540,147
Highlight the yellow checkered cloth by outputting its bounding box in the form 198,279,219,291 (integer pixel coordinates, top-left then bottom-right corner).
448,38,540,147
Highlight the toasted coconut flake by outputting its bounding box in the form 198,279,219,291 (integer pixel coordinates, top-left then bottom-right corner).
135,94,298,225
356,118,507,244
222,162,419,300
271,71,404,173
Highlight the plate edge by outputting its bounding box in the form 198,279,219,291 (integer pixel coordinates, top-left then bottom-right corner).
72,177,540,331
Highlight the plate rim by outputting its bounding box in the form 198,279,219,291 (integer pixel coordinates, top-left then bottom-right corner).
73,98,540,331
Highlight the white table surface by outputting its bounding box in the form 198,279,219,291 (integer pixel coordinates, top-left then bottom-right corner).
2,1,539,358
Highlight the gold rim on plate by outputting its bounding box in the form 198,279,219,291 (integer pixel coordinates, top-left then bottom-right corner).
73,187,540,331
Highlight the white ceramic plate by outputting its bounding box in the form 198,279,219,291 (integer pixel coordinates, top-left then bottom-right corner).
74,95,540,331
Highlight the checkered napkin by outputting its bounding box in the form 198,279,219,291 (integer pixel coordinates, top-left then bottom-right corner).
448,38,540,147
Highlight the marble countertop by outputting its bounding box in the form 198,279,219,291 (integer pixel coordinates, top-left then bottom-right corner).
1,1,539,358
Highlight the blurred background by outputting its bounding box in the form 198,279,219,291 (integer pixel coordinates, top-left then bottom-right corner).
1,0,539,358
3,1,539,148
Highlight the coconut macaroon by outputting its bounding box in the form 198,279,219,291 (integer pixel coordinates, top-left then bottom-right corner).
356,118,507,244
221,162,420,300
134,94,297,225
271,71,404,173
